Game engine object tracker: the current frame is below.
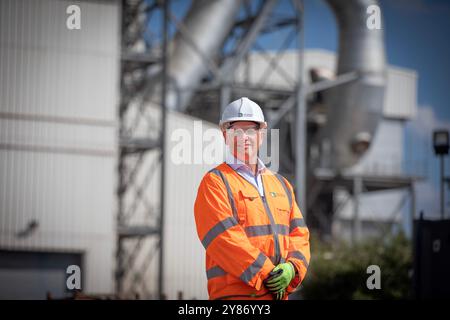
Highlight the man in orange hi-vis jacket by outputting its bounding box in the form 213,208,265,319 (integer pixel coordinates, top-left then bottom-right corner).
194,97,310,300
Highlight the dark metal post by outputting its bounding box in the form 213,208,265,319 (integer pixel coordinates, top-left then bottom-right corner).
441,156,444,219
158,0,169,300
433,130,449,220
410,183,416,236
220,85,231,115
352,175,362,244
294,0,306,217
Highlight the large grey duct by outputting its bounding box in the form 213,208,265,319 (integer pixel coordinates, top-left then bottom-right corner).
154,0,242,111
322,0,386,170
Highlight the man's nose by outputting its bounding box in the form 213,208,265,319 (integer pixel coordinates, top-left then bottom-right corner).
241,134,254,144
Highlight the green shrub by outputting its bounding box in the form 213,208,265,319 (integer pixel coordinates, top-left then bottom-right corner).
298,232,412,300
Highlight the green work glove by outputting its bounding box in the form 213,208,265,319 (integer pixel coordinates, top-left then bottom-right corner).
265,262,295,299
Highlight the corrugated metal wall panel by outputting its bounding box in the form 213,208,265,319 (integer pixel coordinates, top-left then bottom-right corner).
0,0,119,296
0,150,117,293
0,0,118,121
164,112,223,300
120,105,219,299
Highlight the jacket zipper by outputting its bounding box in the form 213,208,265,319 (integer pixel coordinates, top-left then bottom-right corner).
224,164,281,265
260,176,281,265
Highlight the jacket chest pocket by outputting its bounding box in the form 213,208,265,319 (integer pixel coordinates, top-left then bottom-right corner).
235,189,262,226
267,192,291,226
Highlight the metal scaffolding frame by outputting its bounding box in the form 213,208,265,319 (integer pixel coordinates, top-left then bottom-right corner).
117,0,168,299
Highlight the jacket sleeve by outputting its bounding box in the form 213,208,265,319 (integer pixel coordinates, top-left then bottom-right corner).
282,178,311,293
194,172,275,290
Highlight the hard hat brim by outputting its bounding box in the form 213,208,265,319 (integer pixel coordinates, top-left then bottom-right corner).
220,118,267,129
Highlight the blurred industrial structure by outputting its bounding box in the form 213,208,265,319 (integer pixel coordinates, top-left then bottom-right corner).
0,0,425,300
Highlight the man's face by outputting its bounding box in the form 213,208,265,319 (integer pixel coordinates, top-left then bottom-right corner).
222,121,264,164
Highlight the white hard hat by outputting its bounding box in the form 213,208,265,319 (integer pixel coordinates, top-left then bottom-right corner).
219,97,267,129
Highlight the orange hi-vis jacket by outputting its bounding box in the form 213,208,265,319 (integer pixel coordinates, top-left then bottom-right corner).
194,162,310,300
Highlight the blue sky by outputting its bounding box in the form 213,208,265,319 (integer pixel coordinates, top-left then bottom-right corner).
381,0,450,121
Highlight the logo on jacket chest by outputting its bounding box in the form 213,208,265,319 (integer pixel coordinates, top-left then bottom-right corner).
269,191,285,198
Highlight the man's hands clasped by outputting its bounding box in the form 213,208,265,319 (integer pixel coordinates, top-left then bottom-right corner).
264,262,295,300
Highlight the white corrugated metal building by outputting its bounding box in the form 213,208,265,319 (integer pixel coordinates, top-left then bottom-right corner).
0,0,119,298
